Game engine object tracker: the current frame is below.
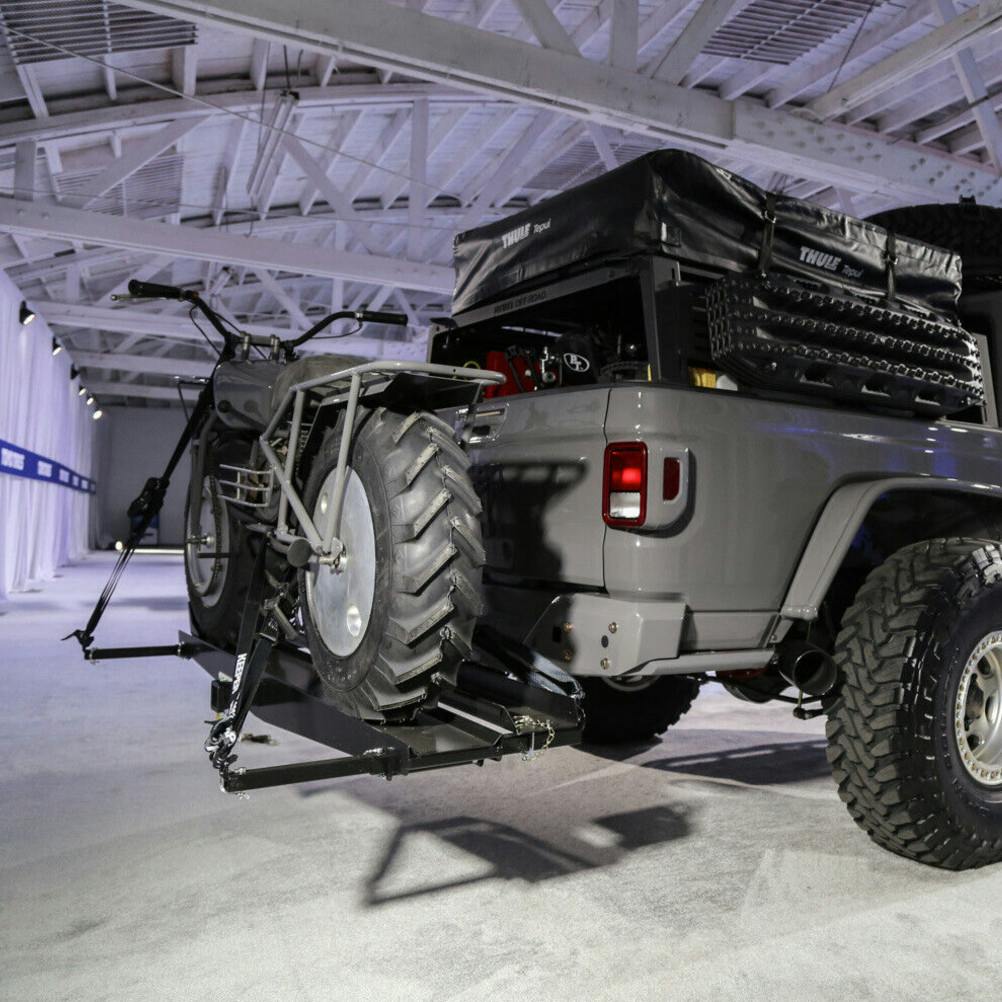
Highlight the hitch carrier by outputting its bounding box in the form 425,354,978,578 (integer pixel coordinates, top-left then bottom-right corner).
91,626,583,793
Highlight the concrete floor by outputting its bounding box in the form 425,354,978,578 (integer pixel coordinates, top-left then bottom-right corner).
2,553,1001,1002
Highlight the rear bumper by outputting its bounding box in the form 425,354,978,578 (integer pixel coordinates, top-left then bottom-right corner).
484,584,775,678
524,593,687,676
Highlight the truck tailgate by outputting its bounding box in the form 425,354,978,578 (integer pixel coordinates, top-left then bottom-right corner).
464,386,610,589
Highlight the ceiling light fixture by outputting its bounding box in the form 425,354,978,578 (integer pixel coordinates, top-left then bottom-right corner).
86,395,95,406
92,409,103,420
78,385,87,397
51,339,63,356
247,89,300,203
19,301,36,326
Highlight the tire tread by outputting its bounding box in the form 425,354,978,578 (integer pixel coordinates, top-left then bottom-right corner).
827,537,1002,869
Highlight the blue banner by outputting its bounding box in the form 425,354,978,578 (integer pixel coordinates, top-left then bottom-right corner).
0,438,96,494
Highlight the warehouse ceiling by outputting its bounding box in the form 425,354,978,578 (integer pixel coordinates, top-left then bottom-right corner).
1,0,1002,405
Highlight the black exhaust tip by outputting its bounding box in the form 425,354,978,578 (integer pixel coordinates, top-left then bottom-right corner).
778,641,838,697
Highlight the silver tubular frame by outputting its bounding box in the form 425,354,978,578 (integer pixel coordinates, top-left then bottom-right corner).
257,360,503,559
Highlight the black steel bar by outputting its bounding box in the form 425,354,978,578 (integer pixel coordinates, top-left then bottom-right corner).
223,747,411,791
222,724,582,793
85,643,195,662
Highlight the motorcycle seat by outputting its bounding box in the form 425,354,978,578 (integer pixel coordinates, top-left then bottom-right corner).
271,353,366,412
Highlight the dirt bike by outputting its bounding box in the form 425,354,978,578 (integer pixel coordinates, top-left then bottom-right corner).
68,279,504,746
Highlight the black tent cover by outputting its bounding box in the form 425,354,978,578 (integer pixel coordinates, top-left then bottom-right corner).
452,150,963,319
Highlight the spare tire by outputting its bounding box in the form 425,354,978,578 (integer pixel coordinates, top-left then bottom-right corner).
299,407,485,721
868,203,1002,291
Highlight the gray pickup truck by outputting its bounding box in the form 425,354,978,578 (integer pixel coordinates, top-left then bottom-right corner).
77,150,1002,872
429,152,1002,870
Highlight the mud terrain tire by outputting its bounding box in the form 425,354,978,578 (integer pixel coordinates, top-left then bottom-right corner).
827,538,1002,869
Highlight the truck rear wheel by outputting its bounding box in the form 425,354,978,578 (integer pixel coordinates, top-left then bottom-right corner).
827,538,1002,869
299,407,485,721
580,675,700,744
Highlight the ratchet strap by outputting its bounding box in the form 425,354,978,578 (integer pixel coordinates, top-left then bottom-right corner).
757,192,778,276
885,231,898,304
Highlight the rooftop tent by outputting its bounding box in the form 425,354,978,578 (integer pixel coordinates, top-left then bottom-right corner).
452,150,963,321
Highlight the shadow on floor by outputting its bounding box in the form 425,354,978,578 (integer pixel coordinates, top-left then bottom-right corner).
586,737,832,787
288,733,831,905
106,596,190,612
362,803,693,906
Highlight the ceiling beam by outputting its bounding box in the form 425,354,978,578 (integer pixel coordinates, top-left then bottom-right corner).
102,63,118,102
89,380,201,401
379,104,467,211
253,268,311,328
608,0,639,72
458,112,556,229
809,0,1002,120
122,0,1002,203
5,204,471,290
282,135,387,255
250,39,271,90
15,65,47,119
343,109,410,204
13,140,37,202
0,197,453,293
212,117,249,224
651,0,754,85
408,97,429,260
73,350,212,378
315,53,337,87
0,83,475,149
513,0,578,55
172,45,198,96
297,110,361,216
766,5,947,109
935,0,1002,170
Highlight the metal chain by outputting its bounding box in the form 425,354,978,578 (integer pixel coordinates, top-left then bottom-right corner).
512,714,555,762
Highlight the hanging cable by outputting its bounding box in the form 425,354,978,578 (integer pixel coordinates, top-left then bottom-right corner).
823,0,881,97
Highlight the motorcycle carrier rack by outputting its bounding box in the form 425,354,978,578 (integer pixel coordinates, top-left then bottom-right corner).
258,359,502,562
85,624,583,793
66,329,568,792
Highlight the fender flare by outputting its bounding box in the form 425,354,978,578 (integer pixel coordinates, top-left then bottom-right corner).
779,476,1002,624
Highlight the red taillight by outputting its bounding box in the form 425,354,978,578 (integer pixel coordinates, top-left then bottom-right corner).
603,442,647,527
663,457,681,501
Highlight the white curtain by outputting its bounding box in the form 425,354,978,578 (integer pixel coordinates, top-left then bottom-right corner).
0,269,94,598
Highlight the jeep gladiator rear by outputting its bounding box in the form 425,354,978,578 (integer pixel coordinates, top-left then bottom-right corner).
429,150,1002,868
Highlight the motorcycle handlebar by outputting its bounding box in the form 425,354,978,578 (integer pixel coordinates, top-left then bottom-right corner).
357,310,408,326
122,278,409,354
127,279,193,302
284,308,409,349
